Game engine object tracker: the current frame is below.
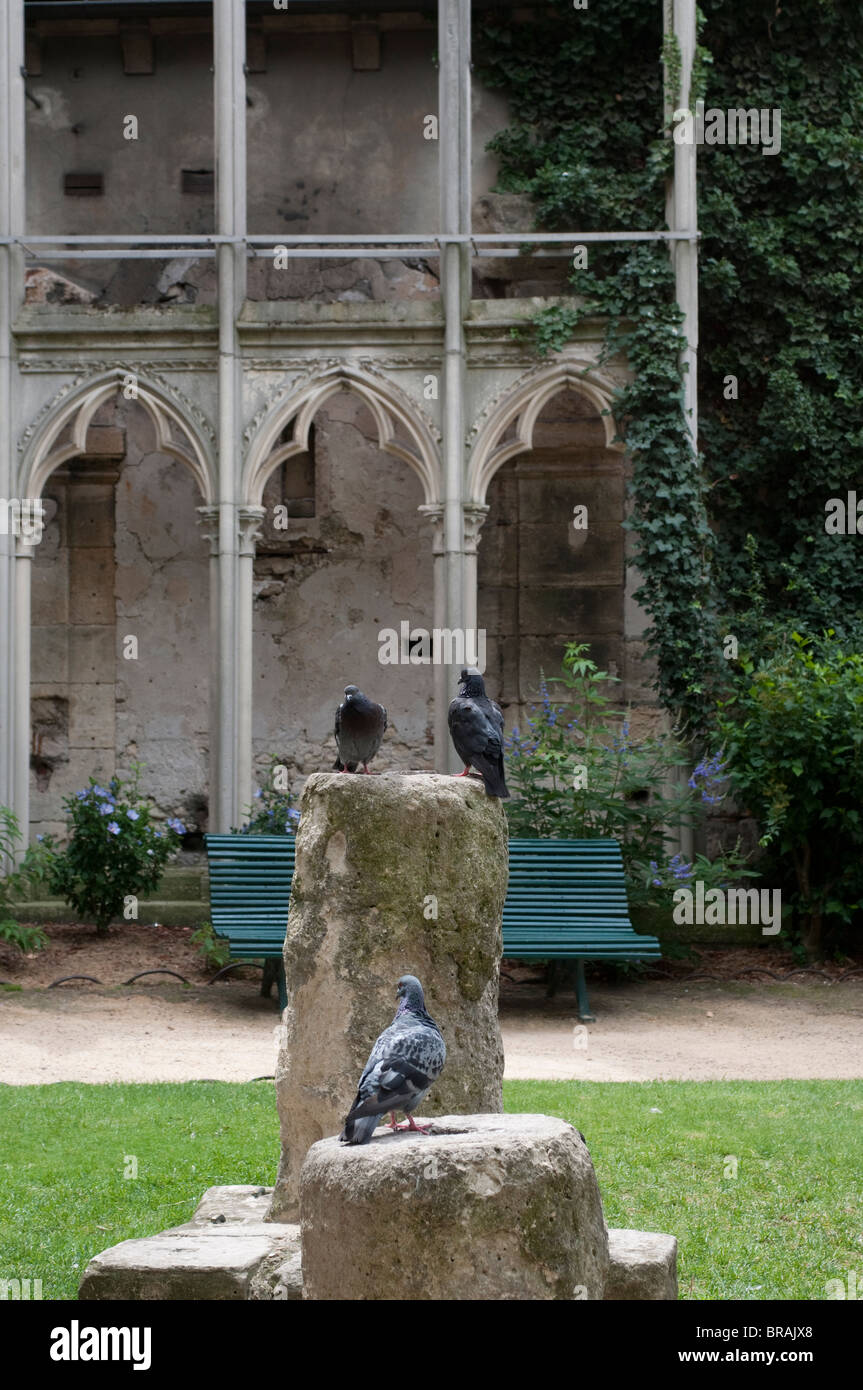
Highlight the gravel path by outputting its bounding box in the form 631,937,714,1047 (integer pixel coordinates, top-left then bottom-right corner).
2,977,861,1084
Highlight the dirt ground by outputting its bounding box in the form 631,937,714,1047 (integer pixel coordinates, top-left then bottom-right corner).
1,924,861,1084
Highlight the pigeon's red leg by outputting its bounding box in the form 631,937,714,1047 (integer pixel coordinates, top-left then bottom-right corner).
362,763,371,774
338,766,348,773
457,767,471,777
394,1115,432,1134
387,1112,400,1131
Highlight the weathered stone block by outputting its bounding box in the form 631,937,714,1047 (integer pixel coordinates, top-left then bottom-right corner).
69,548,115,624
67,492,118,548
268,772,507,1221
68,625,115,683
78,1228,298,1301
68,683,116,749
78,1186,301,1301
605,1228,678,1300
30,626,69,684
300,1114,609,1301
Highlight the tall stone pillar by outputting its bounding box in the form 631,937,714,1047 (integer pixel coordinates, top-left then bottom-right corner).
268,772,508,1221
418,503,447,769
236,505,266,824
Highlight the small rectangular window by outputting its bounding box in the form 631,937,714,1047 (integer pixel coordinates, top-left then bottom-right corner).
182,169,215,195
64,172,103,197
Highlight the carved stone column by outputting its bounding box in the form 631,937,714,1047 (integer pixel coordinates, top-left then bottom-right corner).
237,505,266,824
196,505,221,831
462,502,489,655
418,503,448,769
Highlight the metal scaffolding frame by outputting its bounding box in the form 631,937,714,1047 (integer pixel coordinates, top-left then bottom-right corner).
0,0,699,843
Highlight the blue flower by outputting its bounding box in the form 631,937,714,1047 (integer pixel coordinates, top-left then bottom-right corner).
254,789,262,799
37,834,44,842
166,817,186,835
99,802,114,816
126,809,139,821
287,808,300,822
92,785,109,799
107,822,120,836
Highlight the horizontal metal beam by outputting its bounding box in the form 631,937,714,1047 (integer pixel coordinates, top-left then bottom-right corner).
3,230,698,248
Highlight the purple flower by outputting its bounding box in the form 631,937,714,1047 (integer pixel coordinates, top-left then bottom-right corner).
107,822,120,836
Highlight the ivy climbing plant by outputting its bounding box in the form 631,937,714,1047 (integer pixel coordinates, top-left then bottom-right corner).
475,0,863,733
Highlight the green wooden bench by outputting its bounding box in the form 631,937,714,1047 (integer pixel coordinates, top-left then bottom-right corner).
503,838,661,1021
204,834,294,1011
205,833,660,1022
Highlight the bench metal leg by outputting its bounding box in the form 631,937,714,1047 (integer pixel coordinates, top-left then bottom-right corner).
277,962,288,1013
576,961,595,1023
261,958,279,999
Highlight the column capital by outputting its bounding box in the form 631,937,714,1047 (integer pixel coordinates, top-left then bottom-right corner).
418,503,445,556
195,504,220,556
237,504,267,556
463,503,489,555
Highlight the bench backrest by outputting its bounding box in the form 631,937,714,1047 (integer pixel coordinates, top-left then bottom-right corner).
505,837,632,925
205,834,295,932
206,833,633,928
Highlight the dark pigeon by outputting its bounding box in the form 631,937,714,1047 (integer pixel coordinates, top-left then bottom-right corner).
447,666,510,798
340,975,446,1145
334,684,387,773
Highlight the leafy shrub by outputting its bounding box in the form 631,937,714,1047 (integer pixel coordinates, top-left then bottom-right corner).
190,921,231,971
236,756,300,835
41,766,185,935
718,632,863,958
505,643,753,917
0,806,53,953
0,920,48,954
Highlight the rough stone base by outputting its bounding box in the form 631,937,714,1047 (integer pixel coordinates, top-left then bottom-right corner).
78,1186,301,1301
605,1228,678,1300
79,1181,678,1301
300,1113,609,1301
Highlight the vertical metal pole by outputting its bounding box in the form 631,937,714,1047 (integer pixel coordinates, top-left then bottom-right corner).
213,0,247,829
672,0,698,450
671,0,698,860
439,0,471,768
1,1,27,850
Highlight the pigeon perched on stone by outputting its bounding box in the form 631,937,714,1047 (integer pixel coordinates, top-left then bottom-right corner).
333,684,387,773
447,666,510,798
340,975,446,1145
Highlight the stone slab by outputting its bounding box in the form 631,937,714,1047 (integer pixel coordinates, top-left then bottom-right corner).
605,1228,678,1301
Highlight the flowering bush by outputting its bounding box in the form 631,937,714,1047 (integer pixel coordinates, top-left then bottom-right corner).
236,755,300,835
505,642,753,914
41,765,185,935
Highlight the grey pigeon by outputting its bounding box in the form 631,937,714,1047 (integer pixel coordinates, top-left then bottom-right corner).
447,666,510,798
340,975,446,1145
333,684,387,773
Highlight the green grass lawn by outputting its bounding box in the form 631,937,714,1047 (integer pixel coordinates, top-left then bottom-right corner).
0,1079,859,1300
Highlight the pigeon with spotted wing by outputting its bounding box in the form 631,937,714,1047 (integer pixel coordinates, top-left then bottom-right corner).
340,975,446,1145
447,666,510,798
334,684,387,773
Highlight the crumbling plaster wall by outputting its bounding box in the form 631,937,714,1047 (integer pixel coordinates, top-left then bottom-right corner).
29,390,436,839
